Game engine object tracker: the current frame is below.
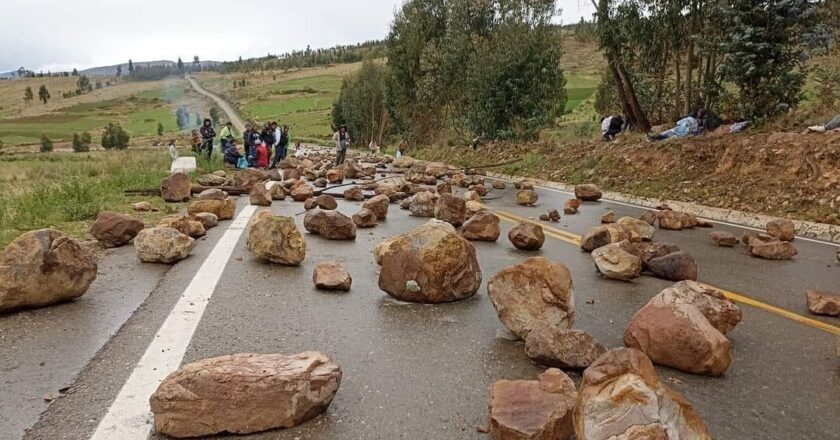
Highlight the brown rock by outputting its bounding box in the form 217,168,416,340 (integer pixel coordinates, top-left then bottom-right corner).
709,231,738,247
157,215,193,236
806,290,840,316
639,210,658,225
135,227,195,264
492,181,506,190
352,209,378,228
291,184,314,202
574,348,712,439
657,210,695,230
303,198,317,210
193,212,218,230
0,229,98,312
319,211,356,240
461,211,501,242
313,262,352,291
647,251,698,281
574,184,602,201
465,200,486,219
409,191,436,217
489,369,577,440
616,217,655,241
247,215,306,265
515,180,535,190
471,184,489,197
316,194,338,210
378,221,481,303
90,211,145,247
266,182,286,200
436,182,452,194
766,218,795,241
188,197,236,220
233,168,269,190
600,211,616,223
160,172,192,202
632,242,681,270
487,257,575,339
434,193,467,226
592,241,642,281
197,188,227,200
313,177,328,188
326,168,345,183
539,214,550,221
343,186,365,201
508,222,545,251
463,190,482,203
548,209,561,222
197,173,226,186
623,282,739,375
563,199,581,214
363,194,390,220
579,225,631,252
516,189,539,206
525,326,606,369
284,168,301,180
150,352,341,438
249,184,272,206
133,201,152,211
749,240,797,260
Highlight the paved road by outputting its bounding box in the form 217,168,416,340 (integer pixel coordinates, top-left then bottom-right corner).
3,85,838,439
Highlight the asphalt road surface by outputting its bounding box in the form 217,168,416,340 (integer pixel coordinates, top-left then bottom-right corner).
2,175,839,440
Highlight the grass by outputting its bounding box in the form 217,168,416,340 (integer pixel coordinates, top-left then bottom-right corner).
0,148,226,247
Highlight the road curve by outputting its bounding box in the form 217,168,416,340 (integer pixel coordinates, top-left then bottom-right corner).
186,76,245,133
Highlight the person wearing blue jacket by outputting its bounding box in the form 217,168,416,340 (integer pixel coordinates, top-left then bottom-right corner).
647,112,699,141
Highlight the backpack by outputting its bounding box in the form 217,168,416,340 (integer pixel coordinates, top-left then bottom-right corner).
236,157,248,169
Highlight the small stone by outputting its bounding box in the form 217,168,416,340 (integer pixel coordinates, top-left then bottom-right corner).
563,199,580,214
806,290,840,316
193,212,218,230
548,209,561,222
516,190,538,206
133,201,152,211
749,240,797,260
492,181,506,190
709,231,738,247
313,262,352,291
508,222,545,251
352,209,378,228
197,188,227,200
766,218,795,241
539,214,550,221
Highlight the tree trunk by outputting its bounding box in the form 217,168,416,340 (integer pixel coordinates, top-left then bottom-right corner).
616,62,651,132
674,56,682,119
684,42,694,114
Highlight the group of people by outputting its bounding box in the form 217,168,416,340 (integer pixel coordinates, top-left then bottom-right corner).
190,120,296,169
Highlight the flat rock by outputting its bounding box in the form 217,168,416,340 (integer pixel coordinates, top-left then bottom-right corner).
197,188,227,200
487,257,574,339
489,369,576,440
133,201,152,211
313,262,352,291
525,325,606,369
150,352,341,438
197,173,226,186
806,290,840,316
709,231,738,247
134,227,195,264
592,241,642,281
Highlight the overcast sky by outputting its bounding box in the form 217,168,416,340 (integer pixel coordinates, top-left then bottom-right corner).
0,0,596,73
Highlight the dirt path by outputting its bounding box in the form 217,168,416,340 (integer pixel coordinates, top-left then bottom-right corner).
186,76,245,133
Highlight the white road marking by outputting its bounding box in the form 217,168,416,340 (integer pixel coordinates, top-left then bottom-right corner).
490,176,839,247
90,205,257,440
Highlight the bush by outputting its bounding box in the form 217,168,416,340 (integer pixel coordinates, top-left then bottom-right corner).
40,134,53,153
72,132,91,152
101,123,130,150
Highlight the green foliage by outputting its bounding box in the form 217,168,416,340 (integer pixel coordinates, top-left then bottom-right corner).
101,123,130,150
77,75,91,93
386,0,566,142
219,40,384,73
175,107,191,130
38,84,51,104
74,132,92,152
157,122,164,136
72,133,82,151
23,86,33,104
209,107,220,125
331,60,392,146
40,134,53,152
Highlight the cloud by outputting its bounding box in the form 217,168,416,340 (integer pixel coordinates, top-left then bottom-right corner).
0,0,595,73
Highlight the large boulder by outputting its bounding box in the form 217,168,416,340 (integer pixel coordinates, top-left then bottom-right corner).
434,193,466,226
631,242,681,270
187,197,236,220
525,325,606,369
197,188,227,200
508,222,545,251
233,168,269,190
249,184,272,206
160,172,192,202
304,210,356,240
393,156,416,168
579,225,630,252
343,186,365,201
516,190,539,206
489,369,577,440
461,211,501,242
313,262,352,291
591,241,642,281
316,194,338,210
574,184,602,201
409,191,436,217
266,182,286,200
90,211,145,248
487,257,575,339
378,221,481,303
150,352,341,438
291,185,314,202
363,194,390,221
806,290,840,316
135,227,195,264
247,215,306,265
623,281,741,375
197,173,226,186
352,209,378,228
766,218,795,241
647,251,698,281
574,348,712,440
0,229,98,312
749,240,797,260
616,217,655,241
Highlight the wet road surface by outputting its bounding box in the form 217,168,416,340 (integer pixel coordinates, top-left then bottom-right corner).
5,176,838,440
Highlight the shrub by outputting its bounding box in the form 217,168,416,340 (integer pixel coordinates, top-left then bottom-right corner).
101,123,130,150
40,134,53,153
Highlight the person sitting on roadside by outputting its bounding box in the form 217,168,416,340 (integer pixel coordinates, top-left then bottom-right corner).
647,112,699,141
696,109,722,135
199,119,216,159
223,139,243,166
332,124,350,166
219,121,235,150
254,139,269,168
601,115,624,141
807,114,840,133
190,129,202,153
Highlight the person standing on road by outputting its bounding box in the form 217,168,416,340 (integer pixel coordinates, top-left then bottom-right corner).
219,121,235,151
199,119,216,159
332,124,350,166
271,125,291,168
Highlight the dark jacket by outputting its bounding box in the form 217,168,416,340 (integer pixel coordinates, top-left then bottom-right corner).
223,145,243,165
260,127,275,147
200,125,216,140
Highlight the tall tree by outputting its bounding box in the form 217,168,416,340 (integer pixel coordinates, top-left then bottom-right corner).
193,56,200,71
38,84,50,104
177,57,184,73
23,86,33,104
71,68,79,76
128,59,135,74
331,60,392,146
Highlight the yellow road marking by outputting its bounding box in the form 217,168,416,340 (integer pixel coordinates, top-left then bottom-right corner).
493,209,840,336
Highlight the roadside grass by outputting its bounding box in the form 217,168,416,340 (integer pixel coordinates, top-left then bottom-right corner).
0,148,224,247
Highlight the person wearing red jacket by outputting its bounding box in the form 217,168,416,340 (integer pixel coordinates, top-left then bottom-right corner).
254,140,269,168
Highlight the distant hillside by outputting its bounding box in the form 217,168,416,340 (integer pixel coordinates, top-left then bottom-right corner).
81,60,221,77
